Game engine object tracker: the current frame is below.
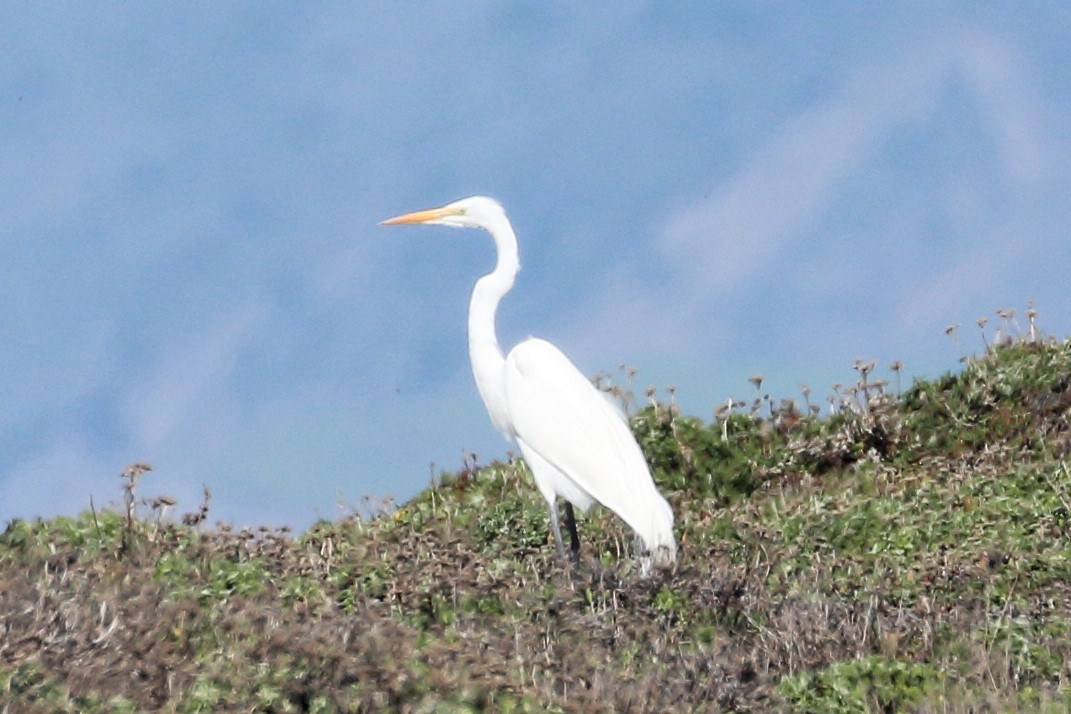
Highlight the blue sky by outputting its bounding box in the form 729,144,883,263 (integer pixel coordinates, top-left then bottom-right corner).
3,4,1070,529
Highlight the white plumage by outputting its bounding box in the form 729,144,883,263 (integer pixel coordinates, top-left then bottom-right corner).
382,196,676,571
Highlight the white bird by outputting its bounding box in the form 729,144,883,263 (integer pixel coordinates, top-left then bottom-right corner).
381,196,676,571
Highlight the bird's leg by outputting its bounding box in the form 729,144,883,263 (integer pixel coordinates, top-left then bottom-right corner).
562,501,581,563
547,503,567,557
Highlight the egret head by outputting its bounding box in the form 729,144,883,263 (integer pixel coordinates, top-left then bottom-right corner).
381,196,506,231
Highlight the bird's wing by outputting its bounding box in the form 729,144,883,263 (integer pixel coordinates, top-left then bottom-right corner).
503,337,660,532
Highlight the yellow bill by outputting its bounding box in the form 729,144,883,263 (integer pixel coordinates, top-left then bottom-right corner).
380,205,462,226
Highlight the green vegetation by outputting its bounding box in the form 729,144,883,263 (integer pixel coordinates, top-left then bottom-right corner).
3,320,1071,711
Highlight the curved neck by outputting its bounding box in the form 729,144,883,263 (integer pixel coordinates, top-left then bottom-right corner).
468,213,519,437
468,218,519,352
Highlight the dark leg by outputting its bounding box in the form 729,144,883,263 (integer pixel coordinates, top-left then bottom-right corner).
547,503,566,556
562,501,581,562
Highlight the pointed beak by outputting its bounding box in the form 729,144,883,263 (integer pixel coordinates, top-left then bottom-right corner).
380,206,459,226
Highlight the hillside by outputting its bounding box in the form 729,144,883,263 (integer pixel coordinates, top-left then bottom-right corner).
2,331,1071,712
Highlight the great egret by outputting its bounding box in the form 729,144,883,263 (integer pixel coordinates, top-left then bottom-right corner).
381,196,676,571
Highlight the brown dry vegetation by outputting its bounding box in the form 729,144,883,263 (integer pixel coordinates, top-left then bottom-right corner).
3,324,1071,712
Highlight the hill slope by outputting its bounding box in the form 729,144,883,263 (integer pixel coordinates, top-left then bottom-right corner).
2,336,1071,712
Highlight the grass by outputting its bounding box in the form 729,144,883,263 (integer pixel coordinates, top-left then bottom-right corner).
3,319,1071,711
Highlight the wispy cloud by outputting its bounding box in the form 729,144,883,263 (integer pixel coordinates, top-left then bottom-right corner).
955,34,1050,188
2,299,271,524
659,42,955,305
573,28,1068,361
0,437,116,520
122,300,267,452
561,37,956,361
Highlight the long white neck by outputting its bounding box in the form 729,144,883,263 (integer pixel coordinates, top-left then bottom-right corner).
468,212,520,439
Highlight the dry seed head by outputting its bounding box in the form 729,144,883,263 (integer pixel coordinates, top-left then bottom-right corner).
121,462,153,479
852,359,876,378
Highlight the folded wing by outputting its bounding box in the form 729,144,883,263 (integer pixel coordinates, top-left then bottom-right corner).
503,337,668,541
